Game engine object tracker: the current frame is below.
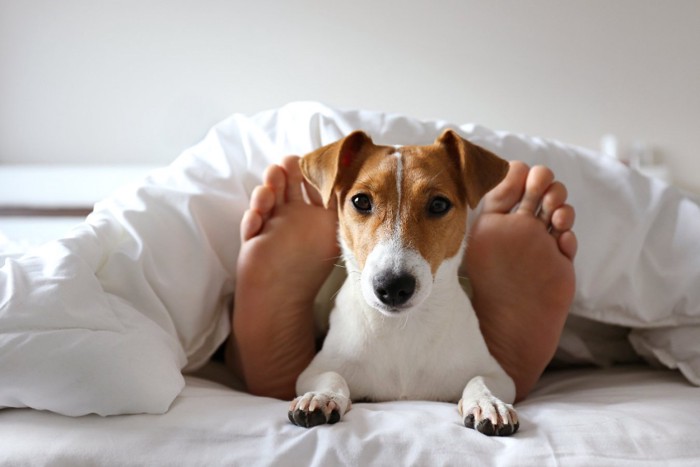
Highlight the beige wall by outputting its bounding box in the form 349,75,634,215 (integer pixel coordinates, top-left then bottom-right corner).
1,0,699,193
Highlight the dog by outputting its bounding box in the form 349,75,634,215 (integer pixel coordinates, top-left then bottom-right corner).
288,129,518,436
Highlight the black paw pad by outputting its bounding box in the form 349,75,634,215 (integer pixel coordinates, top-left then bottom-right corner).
496,421,520,436
328,409,340,424
464,414,475,429
307,408,327,427
291,409,305,427
465,415,519,437
476,419,496,436
511,421,520,435
290,408,328,428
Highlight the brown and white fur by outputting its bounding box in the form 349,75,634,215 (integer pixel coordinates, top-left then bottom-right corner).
289,129,518,436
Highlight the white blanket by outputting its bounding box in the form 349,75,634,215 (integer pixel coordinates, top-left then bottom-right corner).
1,102,699,416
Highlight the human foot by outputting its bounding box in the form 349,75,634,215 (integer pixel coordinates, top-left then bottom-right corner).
464,161,577,401
226,156,340,399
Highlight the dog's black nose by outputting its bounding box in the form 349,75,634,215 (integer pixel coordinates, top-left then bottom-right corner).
374,273,416,308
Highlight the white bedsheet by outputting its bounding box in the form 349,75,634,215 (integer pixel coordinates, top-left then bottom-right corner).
1,365,698,466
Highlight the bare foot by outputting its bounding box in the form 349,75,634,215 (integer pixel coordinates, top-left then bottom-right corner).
226,156,340,399
464,162,577,402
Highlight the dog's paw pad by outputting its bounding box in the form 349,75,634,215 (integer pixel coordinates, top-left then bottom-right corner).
477,418,495,436
497,420,519,436
460,397,519,437
464,413,476,429
288,408,326,428
328,409,341,424
288,393,344,428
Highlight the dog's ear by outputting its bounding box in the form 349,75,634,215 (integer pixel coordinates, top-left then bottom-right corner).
436,129,509,209
300,131,373,208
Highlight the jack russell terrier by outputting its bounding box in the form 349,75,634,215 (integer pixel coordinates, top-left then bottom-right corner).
289,129,518,436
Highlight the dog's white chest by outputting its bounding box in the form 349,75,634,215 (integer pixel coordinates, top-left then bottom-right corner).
322,279,491,403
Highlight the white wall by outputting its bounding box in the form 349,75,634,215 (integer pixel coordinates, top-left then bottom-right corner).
1,0,699,193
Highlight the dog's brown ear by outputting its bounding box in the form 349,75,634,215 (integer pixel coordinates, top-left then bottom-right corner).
300,131,373,208
436,129,509,208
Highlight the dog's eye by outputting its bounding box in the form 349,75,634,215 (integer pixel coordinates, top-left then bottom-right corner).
351,194,372,213
428,196,452,216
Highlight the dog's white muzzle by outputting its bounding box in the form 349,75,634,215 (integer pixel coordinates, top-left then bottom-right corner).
360,241,433,315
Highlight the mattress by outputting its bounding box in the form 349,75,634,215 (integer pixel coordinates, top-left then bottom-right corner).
1,364,698,466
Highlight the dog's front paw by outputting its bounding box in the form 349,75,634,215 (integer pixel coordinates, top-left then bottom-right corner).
288,392,349,428
459,396,519,436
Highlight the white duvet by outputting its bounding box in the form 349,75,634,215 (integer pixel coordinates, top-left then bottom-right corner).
1,102,700,417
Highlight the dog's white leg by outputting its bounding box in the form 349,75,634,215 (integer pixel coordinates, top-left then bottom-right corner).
458,374,519,436
288,368,352,428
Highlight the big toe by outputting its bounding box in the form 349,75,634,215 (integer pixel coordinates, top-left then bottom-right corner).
482,161,529,213
250,185,276,221
281,156,305,203
263,164,288,207
516,165,555,216
241,185,276,241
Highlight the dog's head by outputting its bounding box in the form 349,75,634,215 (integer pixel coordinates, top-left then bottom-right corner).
301,130,508,315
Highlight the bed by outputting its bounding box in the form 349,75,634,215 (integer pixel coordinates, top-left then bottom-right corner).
1,102,699,466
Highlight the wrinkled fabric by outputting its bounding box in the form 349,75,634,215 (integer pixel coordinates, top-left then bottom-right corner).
1,102,699,416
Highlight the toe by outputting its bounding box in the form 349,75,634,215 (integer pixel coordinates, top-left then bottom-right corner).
516,165,554,216
307,408,327,427
558,230,578,260
550,204,578,260
551,204,575,233
328,409,341,424
263,164,287,207
482,161,529,213
538,182,568,226
476,418,496,436
249,185,276,221
240,209,263,241
281,156,305,203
